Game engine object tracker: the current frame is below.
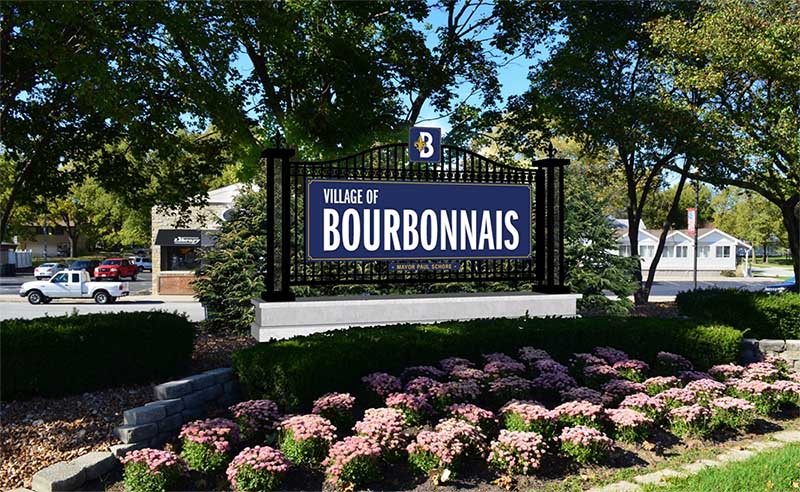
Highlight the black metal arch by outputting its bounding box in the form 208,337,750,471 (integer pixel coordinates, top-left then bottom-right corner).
261,140,569,301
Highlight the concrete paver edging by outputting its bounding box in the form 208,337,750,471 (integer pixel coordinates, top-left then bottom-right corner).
588,430,800,492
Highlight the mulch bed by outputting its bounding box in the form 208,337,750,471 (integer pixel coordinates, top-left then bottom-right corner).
631,302,681,319
0,329,253,490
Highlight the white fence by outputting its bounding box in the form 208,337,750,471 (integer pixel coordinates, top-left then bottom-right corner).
15,249,32,268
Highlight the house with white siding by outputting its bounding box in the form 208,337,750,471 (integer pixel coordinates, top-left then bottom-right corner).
611,218,752,276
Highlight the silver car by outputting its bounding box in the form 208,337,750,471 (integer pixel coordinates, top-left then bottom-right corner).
33,262,68,280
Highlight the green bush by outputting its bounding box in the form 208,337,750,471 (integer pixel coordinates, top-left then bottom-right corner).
0,311,194,401
233,317,742,411
676,288,800,339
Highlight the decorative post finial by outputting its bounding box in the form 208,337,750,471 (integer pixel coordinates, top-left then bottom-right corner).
544,141,558,159
271,130,286,148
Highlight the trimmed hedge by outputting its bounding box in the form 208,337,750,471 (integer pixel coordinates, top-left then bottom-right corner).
676,289,800,340
233,317,742,411
1,311,194,401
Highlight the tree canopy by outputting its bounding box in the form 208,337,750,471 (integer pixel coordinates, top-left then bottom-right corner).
650,0,800,280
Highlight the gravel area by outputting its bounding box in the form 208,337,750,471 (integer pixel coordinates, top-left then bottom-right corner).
0,329,254,490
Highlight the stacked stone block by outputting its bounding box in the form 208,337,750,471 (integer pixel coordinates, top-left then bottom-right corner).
741,339,800,368
112,367,241,457
30,367,242,492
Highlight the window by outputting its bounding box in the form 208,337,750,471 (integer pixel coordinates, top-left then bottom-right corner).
162,246,202,271
699,246,710,258
716,245,731,258
51,272,67,283
639,245,654,257
663,246,674,258
619,245,631,257
676,245,688,258
71,273,79,283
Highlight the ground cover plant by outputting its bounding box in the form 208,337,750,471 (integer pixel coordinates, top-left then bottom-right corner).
121,343,800,491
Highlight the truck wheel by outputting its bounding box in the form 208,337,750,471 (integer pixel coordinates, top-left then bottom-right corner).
27,290,44,304
94,290,111,304
138,266,143,273
42,297,52,304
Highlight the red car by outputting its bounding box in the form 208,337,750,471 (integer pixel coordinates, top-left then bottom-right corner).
94,258,138,281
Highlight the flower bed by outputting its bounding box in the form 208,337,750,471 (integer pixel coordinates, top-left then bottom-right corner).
120,345,800,491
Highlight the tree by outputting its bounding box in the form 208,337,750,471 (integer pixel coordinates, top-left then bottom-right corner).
565,163,639,316
712,188,787,263
193,185,267,332
495,1,703,304
1,3,232,249
642,182,714,231
155,0,505,170
650,0,800,281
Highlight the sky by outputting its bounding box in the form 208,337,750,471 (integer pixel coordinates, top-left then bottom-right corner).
410,3,538,134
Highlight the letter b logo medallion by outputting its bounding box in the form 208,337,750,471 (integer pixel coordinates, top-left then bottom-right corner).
409,126,441,163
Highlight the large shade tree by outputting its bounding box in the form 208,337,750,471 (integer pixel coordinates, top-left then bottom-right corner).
0,2,230,247
494,0,705,303
156,0,506,172
650,0,800,282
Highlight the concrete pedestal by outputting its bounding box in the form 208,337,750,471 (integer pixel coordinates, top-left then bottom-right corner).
251,292,582,342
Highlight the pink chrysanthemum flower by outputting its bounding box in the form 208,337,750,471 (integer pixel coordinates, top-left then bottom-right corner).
362,372,402,397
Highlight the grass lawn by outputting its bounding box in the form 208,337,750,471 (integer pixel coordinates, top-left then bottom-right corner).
753,258,795,268
644,443,800,492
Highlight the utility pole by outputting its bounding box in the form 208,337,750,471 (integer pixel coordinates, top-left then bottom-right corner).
43,209,49,261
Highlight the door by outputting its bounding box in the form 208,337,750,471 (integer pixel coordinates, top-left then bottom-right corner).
67,272,83,296
48,272,70,298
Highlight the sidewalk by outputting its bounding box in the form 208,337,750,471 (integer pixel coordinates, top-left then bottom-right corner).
0,293,198,303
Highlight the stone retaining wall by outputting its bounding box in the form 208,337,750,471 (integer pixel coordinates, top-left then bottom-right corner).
741,339,800,368
29,367,242,492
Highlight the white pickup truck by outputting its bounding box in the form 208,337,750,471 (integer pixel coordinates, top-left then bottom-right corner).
20,270,130,304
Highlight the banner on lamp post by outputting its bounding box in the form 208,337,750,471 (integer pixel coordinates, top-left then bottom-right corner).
687,208,697,236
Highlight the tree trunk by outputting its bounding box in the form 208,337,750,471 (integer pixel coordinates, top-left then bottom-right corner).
780,198,800,284
639,170,689,303
763,244,768,264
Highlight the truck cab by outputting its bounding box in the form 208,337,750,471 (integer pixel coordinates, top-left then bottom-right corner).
20,270,130,304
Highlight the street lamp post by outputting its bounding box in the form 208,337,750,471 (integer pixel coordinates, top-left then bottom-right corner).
693,177,699,290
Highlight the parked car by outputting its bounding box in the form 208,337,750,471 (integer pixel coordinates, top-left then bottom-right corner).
763,277,797,294
94,258,138,280
33,262,68,280
20,269,129,304
69,259,101,278
129,256,153,272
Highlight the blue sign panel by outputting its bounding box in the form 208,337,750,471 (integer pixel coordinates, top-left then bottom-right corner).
409,126,441,163
306,179,531,261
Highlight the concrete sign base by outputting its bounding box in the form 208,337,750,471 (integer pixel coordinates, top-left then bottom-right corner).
251,292,582,342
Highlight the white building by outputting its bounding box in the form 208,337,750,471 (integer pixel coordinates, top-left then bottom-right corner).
612,218,752,277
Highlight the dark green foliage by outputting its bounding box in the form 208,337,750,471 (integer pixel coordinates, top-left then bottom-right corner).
564,167,639,316
676,289,800,339
233,317,741,411
0,312,193,401
193,185,267,333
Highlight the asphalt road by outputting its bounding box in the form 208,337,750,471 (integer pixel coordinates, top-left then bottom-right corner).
0,272,153,295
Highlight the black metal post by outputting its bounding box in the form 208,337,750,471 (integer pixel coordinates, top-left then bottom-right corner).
534,152,570,294
261,133,296,302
